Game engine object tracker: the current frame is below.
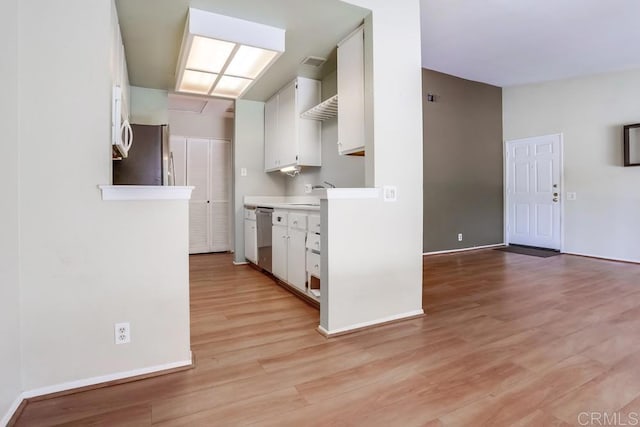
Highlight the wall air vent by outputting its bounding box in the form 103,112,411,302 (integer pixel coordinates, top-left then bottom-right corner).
301,56,327,68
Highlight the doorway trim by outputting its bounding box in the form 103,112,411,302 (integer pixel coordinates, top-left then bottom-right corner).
503,133,565,252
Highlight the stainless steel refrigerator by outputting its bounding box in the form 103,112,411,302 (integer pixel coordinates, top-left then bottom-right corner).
112,124,171,185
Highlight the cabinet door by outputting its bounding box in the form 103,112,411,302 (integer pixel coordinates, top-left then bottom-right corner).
244,220,257,263
337,26,365,154
277,80,298,167
287,228,307,291
264,95,279,171
210,139,231,252
272,225,288,281
187,138,210,254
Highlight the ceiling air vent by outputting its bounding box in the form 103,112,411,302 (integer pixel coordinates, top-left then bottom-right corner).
301,56,327,68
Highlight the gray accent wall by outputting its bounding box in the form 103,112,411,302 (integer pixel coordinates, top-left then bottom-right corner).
422,69,503,253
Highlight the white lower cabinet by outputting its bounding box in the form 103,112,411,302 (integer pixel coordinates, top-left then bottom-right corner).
271,211,310,292
272,224,288,281
244,219,257,264
287,228,307,291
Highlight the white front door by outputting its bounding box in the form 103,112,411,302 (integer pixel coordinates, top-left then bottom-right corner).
506,134,562,250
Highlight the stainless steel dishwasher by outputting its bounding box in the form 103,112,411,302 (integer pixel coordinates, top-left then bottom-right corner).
256,207,274,272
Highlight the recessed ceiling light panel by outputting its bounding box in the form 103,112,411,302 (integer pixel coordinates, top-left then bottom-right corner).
186,36,235,74
226,45,278,79
175,8,285,99
212,76,253,98
178,70,217,94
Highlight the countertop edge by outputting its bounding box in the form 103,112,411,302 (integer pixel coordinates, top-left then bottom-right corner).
98,185,195,201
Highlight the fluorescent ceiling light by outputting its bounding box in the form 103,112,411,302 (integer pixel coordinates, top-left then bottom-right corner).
225,46,278,79
186,36,235,73
175,9,285,99
212,76,252,98
178,70,217,94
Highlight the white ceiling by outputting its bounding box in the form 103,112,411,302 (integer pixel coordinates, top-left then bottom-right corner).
115,0,369,101
421,0,640,87
168,94,234,117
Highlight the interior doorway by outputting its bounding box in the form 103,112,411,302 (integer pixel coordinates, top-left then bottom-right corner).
505,134,563,250
168,94,234,254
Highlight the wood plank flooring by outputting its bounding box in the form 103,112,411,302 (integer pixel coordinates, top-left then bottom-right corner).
15,250,640,426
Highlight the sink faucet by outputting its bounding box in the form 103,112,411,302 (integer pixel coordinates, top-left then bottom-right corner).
311,181,336,190
323,181,336,188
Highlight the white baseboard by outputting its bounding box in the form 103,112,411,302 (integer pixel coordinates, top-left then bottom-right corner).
233,261,249,266
563,251,640,265
1,393,24,427
423,243,505,256
319,309,424,337
21,354,192,400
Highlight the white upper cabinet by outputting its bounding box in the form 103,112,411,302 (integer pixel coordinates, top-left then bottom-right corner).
110,0,130,121
337,25,365,155
264,77,322,172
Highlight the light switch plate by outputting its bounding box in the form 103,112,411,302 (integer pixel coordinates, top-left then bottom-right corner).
567,192,577,201
383,186,397,202
240,168,247,177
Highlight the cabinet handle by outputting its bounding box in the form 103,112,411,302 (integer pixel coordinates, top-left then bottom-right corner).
293,221,298,225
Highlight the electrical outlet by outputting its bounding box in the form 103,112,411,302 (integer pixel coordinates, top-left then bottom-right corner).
240,168,247,177
114,322,130,345
458,233,463,242
304,184,312,194
383,186,397,202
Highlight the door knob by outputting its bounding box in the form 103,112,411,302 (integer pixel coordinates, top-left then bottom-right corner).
553,198,559,202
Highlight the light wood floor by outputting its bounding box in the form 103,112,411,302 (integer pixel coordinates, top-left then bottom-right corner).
15,250,640,426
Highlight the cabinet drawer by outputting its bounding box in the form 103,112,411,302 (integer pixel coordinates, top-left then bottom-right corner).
308,215,321,234
244,208,256,220
307,251,321,279
288,212,307,231
306,233,321,252
273,211,288,226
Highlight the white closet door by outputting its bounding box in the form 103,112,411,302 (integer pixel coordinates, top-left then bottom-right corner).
210,139,231,252
169,135,187,186
187,138,210,254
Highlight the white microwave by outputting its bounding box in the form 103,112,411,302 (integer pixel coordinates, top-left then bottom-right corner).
112,86,133,159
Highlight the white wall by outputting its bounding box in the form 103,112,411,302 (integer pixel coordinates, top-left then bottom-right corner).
285,71,365,195
130,86,169,125
319,1,424,333
503,69,640,263
0,0,22,421
18,0,191,392
233,100,286,263
169,110,233,140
